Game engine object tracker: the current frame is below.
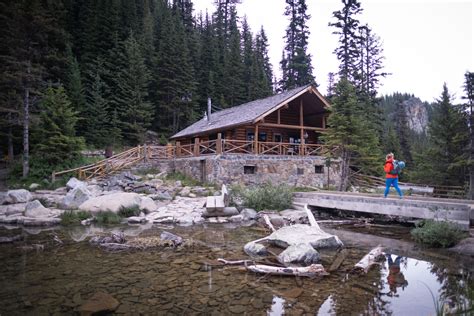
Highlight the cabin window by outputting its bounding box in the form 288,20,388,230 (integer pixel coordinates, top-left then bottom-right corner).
258,132,267,142
297,168,304,175
314,165,324,174
244,165,256,174
246,131,254,141
274,133,282,142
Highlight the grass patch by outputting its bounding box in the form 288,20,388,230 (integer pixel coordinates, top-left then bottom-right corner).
118,205,141,218
411,219,466,248
231,183,293,212
94,211,122,225
60,210,92,225
165,171,200,187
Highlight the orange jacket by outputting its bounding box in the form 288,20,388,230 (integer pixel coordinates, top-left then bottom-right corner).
384,158,398,179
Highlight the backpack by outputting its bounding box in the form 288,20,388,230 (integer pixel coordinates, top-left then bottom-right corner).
390,160,405,175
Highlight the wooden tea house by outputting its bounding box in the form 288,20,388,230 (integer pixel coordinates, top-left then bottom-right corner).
170,84,334,157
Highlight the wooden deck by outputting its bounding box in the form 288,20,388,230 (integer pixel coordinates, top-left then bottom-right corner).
293,191,473,230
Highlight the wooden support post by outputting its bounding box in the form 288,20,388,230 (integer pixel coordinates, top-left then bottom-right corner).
254,124,259,154
51,172,56,183
175,142,181,157
277,109,280,124
194,137,200,156
143,143,148,162
216,133,222,154
300,99,304,156
322,115,326,129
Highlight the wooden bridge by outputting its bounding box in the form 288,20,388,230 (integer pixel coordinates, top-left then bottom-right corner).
293,191,473,230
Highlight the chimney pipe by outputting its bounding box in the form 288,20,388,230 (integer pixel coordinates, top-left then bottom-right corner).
207,97,212,122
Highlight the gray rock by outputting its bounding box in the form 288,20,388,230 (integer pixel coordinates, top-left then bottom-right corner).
279,210,308,224
0,203,27,216
66,177,86,190
175,180,182,187
267,224,344,249
61,186,93,209
24,200,52,218
23,217,61,226
128,216,148,224
241,208,257,220
180,187,191,197
150,192,173,201
29,183,40,191
244,241,268,257
277,243,321,266
79,192,150,214
139,196,157,213
202,206,239,218
450,237,474,257
6,189,32,204
160,231,183,246
228,214,244,222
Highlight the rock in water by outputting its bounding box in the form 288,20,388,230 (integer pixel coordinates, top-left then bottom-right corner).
6,189,32,204
160,231,183,246
278,243,321,266
244,241,268,257
78,291,119,315
24,200,52,218
267,224,343,249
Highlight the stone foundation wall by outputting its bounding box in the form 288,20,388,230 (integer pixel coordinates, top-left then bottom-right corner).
148,154,341,188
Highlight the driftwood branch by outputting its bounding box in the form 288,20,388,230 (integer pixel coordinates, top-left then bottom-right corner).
263,214,276,232
246,263,327,278
217,258,253,265
353,245,385,273
304,203,320,229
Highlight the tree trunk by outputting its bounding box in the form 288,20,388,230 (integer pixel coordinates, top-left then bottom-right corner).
22,68,30,178
338,149,350,191
7,112,14,163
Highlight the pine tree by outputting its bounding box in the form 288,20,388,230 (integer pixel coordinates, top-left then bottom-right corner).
279,0,315,91
423,84,469,185
116,31,153,144
323,78,381,190
329,0,363,82
65,46,87,136
254,26,274,98
35,85,85,165
462,72,474,198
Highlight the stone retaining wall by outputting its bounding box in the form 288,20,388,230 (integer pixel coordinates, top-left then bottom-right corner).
146,154,342,188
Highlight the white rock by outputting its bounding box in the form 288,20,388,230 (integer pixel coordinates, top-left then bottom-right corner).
6,189,32,204
267,224,343,249
0,203,27,216
24,200,52,218
79,192,147,214
128,216,148,224
241,208,258,220
277,243,321,266
29,183,40,190
66,177,86,190
61,186,93,209
139,196,157,213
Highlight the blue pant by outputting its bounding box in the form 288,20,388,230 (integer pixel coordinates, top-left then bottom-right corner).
384,178,403,197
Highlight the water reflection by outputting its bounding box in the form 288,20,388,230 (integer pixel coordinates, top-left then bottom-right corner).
0,226,472,315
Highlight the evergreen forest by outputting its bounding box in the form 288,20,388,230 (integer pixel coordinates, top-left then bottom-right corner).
0,0,473,195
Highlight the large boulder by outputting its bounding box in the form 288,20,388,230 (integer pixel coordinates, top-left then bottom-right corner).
61,186,93,209
6,189,32,204
0,203,27,216
24,200,53,218
240,208,257,220
202,206,239,218
267,224,343,249
66,177,86,190
278,243,321,266
139,196,158,213
78,192,155,214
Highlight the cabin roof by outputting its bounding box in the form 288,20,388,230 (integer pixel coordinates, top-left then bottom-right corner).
170,84,328,139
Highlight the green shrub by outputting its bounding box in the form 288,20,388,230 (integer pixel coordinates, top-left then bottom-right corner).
411,220,466,248
235,183,293,212
60,210,92,225
118,205,141,218
165,171,200,187
94,211,122,225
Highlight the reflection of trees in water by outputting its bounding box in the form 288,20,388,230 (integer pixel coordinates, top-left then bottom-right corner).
428,261,473,313
328,251,393,316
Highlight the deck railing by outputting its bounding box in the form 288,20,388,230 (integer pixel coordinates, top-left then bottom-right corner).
53,140,339,181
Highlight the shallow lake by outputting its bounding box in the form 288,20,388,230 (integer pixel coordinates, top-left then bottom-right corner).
0,223,472,315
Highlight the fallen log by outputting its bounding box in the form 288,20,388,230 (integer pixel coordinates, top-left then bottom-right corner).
352,245,385,273
246,263,327,278
304,204,320,229
217,258,254,265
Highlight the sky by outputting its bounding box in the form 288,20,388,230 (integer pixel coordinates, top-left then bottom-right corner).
193,0,473,103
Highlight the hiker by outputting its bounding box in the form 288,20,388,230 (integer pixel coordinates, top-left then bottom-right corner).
386,254,408,295
384,153,403,198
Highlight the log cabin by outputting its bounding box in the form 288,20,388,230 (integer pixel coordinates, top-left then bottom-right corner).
170,84,332,157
